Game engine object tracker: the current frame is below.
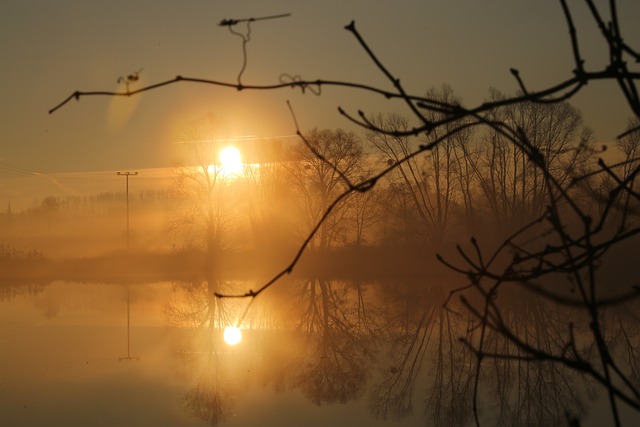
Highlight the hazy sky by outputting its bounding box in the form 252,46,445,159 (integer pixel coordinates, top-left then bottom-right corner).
1,1,639,204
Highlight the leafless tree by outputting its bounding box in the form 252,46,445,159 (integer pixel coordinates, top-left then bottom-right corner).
367,85,479,247
342,182,382,246
286,128,365,249
169,123,242,273
469,89,591,239
243,160,294,251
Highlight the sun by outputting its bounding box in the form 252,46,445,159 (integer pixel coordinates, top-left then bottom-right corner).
223,326,242,346
219,146,243,175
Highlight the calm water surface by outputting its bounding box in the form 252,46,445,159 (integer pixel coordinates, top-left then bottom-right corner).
1,279,638,426
0,280,417,427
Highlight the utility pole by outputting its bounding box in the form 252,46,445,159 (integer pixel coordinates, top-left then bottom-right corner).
117,171,139,362
119,284,139,362
117,171,138,252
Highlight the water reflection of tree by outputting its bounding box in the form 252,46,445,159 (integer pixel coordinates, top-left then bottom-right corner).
293,277,379,405
167,280,235,355
427,305,475,426
369,280,476,424
164,274,620,426
183,371,233,426
370,280,593,426
476,289,589,426
370,280,437,420
616,303,640,391
0,282,48,302
166,279,243,425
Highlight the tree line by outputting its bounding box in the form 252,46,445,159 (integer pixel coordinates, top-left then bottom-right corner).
5,96,638,262
169,92,638,262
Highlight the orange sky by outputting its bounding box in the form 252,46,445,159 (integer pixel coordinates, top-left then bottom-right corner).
1,0,639,208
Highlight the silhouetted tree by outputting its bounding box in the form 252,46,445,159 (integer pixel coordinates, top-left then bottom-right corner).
471,89,591,238
170,142,241,267
287,128,365,249
243,160,295,250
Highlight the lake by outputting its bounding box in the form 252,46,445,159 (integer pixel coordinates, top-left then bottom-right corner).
1,279,638,426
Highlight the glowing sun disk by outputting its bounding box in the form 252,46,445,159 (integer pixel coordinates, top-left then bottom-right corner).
223,326,242,346
219,146,243,174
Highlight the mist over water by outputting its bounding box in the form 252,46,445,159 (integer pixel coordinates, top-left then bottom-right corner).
1,278,638,427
